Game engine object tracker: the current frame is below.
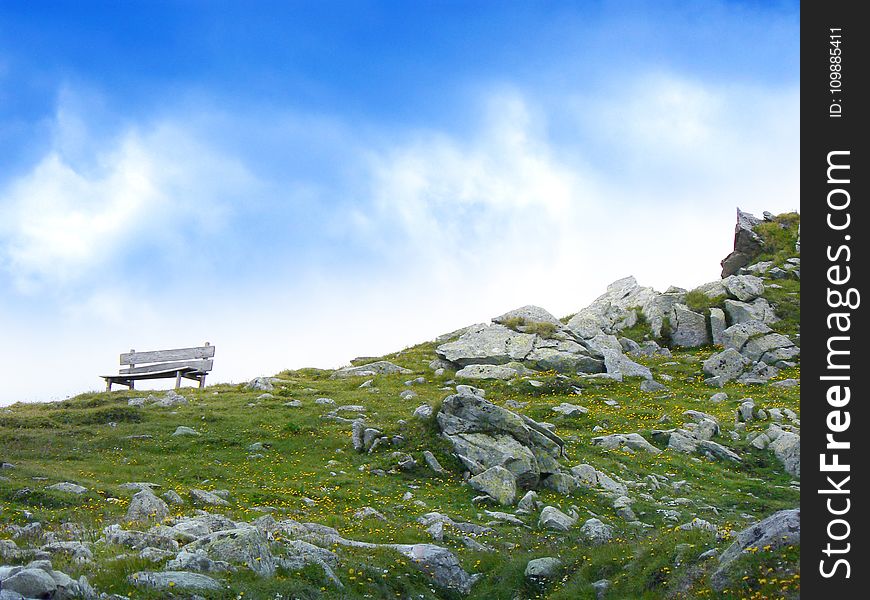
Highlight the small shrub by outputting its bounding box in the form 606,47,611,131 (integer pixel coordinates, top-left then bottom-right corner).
523,321,558,338
685,291,726,315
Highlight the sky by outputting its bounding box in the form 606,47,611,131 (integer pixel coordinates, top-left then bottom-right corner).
0,1,800,405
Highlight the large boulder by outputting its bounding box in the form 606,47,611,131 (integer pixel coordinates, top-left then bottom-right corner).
724,298,778,325
183,527,276,576
0,568,58,598
565,276,659,339
126,488,170,524
128,570,224,591
721,208,765,277
437,324,536,367
388,544,480,594
702,348,748,383
538,506,577,532
712,509,800,590
455,364,519,380
669,305,711,348
436,389,564,489
770,431,800,477
493,305,562,329
723,275,765,302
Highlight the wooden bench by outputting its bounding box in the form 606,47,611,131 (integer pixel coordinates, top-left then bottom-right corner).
102,343,215,392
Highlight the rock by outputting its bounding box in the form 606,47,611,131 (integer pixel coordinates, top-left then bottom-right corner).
712,509,800,591
538,506,577,532
566,276,662,339
0,568,57,598
39,541,93,562
353,507,387,521
125,488,170,523
331,361,412,378
592,579,611,599
386,544,479,593
709,392,728,403
736,361,779,384
579,518,613,545
591,433,660,454
702,348,748,383
709,307,727,345
516,490,540,514
436,392,564,488
724,298,778,325
46,482,88,494
351,420,366,451
721,208,765,277
721,321,772,352
184,527,275,576
455,384,485,397
679,518,718,534
128,570,223,591
493,305,563,328
422,450,446,474
551,402,588,417
698,440,741,462
742,333,797,364
771,378,799,388
770,431,800,476
670,304,711,347
190,489,231,507
455,364,519,380
246,377,275,391
569,464,598,487
399,389,418,400
668,431,699,454
436,324,536,367
468,466,517,505
167,549,234,573
315,397,335,405
413,405,433,419
172,426,200,437
525,557,562,581
723,275,764,302
102,524,179,551
640,379,668,393
541,472,580,495
153,390,188,407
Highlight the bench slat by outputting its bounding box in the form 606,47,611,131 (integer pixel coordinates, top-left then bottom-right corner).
120,359,213,375
121,345,214,365
103,368,203,383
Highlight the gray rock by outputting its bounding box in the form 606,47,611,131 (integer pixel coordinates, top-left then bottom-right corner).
190,489,231,507
315,397,335,405
591,433,660,454
541,472,580,495
388,543,480,593
184,527,275,576
46,482,88,494
437,324,536,367
523,347,604,375
698,440,741,462
538,506,577,531
167,549,235,573
455,364,519,380
525,557,562,580
640,379,668,393
0,568,57,598
516,490,540,514
493,305,562,328
712,509,800,591
551,402,588,417
702,348,748,383
468,466,517,505
724,298,778,325
720,208,765,277
592,579,612,599
721,321,772,352
128,570,223,591
399,389,418,400
566,276,661,339
172,426,200,437
770,431,800,476
126,488,170,523
709,307,727,345
723,275,764,302
709,392,728,403
742,333,797,364
413,405,433,420
246,377,275,391
102,524,179,551
771,378,799,388
353,507,387,521
579,518,613,545
422,450,446,474
331,361,412,378
670,305,711,348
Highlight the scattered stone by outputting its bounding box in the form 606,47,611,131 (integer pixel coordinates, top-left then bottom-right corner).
125,488,170,523
353,507,387,521
172,426,200,437
423,450,446,474
331,361,412,378
525,557,562,582
455,364,519,380
315,397,335,405
246,377,275,391
640,379,668,393
413,404,433,419
591,433,660,454
190,489,231,507
771,378,799,388
46,482,88,494
551,403,588,417
399,389,418,400
538,506,577,532
579,518,613,545
468,466,517,506
128,570,223,591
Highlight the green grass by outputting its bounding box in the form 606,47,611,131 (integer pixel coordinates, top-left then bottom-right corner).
1,305,801,599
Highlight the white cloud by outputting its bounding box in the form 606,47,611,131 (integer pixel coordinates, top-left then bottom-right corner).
0,113,255,293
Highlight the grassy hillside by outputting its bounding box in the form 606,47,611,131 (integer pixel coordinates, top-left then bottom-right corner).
1,341,799,599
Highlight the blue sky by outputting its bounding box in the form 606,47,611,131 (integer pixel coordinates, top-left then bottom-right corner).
0,1,799,404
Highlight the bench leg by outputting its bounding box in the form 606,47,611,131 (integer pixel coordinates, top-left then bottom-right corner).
199,374,207,389
129,380,135,390
106,380,112,392
175,370,183,389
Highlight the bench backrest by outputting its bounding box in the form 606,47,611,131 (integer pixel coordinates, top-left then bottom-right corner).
120,343,215,375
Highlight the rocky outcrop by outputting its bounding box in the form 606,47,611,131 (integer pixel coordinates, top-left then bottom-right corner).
331,361,412,378
712,509,800,590
436,387,565,491
721,208,765,277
